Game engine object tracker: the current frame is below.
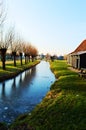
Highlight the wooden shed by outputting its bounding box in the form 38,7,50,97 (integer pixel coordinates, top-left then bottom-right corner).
67,40,86,69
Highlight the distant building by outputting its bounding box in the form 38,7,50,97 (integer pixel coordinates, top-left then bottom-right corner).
40,54,45,59
58,55,64,60
67,39,86,69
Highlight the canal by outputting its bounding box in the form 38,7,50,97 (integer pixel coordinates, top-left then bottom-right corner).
0,61,55,124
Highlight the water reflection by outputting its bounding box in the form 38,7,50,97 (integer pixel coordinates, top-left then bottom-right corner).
0,68,36,99
0,61,55,124
2,82,6,98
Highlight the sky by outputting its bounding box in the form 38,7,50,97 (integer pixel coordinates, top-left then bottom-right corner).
4,0,86,55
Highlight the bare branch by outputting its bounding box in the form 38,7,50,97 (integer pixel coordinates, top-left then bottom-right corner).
0,0,6,26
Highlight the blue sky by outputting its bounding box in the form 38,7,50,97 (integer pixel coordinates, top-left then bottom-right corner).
5,0,86,55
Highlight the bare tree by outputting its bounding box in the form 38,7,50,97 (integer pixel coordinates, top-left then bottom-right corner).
0,30,10,69
0,0,6,26
7,27,20,67
17,37,24,65
23,43,29,64
0,0,6,42
11,40,20,66
0,0,8,70
30,45,38,62
19,43,23,66
23,43,38,64
26,43,32,62
45,53,50,61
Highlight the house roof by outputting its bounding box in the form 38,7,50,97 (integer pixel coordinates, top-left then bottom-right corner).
74,39,86,53
67,39,86,56
71,51,86,56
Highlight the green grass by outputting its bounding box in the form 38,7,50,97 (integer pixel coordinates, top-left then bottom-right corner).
0,60,40,81
2,60,86,130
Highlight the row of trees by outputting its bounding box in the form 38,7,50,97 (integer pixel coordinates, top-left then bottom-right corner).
0,28,38,70
0,0,38,70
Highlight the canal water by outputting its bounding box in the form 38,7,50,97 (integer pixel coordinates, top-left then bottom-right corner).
0,61,55,124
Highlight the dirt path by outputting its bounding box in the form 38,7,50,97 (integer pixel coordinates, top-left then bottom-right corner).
68,67,80,73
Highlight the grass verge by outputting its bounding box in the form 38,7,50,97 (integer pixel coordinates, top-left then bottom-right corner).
0,60,40,82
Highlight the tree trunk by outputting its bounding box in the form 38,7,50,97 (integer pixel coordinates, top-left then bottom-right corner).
20,53,22,65
12,52,16,66
25,54,27,64
0,48,7,70
32,56,34,62
28,55,30,62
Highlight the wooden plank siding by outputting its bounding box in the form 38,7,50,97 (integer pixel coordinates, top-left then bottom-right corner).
67,39,86,70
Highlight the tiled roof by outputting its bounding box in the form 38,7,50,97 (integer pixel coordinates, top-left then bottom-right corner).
74,39,86,53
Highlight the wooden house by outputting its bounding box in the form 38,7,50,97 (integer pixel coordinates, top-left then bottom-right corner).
67,40,86,69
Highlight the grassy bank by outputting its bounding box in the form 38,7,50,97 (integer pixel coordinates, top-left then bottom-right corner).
1,60,86,130
0,60,40,82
